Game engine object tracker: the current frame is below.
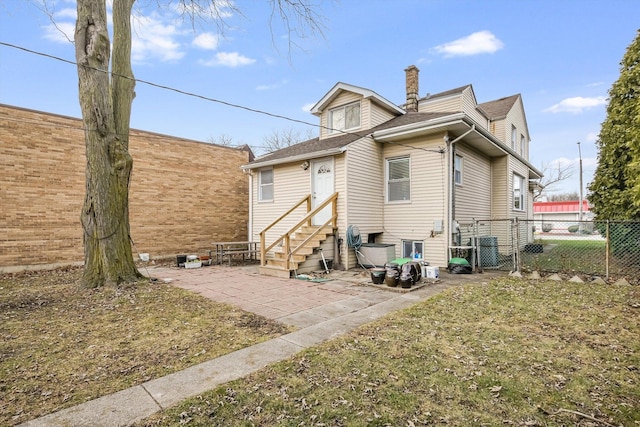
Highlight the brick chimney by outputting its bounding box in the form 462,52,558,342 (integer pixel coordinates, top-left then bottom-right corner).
405,65,419,112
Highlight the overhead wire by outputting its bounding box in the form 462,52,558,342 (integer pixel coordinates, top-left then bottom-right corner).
0,41,451,156
0,41,362,138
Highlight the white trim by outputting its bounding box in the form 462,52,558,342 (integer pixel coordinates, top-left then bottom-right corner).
513,173,525,211
386,155,411,203
241,147,346,170
310,82,405,115
373,113,466,140
258,168,274,202
454,154,463,185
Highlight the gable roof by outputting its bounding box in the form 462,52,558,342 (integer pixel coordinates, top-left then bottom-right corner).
478,94,520,120
243,111,452,169
310,82,405,115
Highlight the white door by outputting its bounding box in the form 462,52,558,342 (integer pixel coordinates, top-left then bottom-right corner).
311,158,334,226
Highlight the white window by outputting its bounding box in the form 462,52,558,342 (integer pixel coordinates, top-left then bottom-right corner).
511,125,517,151
387,156,410,202
520,134,526,157
259,168,273,202
454,154,463,185
513,173,525,211
402,240,424,259
329,102,360,133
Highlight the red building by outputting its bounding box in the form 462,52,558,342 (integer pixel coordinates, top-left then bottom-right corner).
533,200,591,233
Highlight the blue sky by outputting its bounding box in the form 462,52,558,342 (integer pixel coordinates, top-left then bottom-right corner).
0,0,638,197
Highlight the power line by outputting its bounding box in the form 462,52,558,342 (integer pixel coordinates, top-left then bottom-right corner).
0,41,356,137
0,41,447,155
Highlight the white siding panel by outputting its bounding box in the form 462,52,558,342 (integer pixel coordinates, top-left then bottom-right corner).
505,99,530,160
360,98,371,130
251,163,312,243
461,87,488,130
419,95,462,113
343,137,384,268
491,119,506,143
491,156,509,219
250,155,347,262
454,144,491,222
381,134,448,268
370,103,398,128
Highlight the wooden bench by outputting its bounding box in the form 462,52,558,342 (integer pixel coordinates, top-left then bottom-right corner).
210,241,258,266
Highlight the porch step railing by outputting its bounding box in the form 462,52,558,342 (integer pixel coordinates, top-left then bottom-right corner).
260,192,338,272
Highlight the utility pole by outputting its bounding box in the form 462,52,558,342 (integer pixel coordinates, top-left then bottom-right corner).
577,141,583,231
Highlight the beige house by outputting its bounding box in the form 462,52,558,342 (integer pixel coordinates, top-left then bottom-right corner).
241,66,542,277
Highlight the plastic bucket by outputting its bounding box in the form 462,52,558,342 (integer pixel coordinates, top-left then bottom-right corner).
426,266,439,279
370,268,386,284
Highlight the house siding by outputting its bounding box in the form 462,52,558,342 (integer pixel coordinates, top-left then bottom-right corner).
453,144,492,222
247,76,539,274
342,137,384,268
250,154,346,259
505,99,530,160
491,156,509,219
370,103,398,128
461,87,488,130
491,119,506,143
251,162,312,243
419,95,461,114
380,134,448,268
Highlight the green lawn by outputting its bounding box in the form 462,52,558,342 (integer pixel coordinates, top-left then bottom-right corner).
521,239,608,275
139,278,640,426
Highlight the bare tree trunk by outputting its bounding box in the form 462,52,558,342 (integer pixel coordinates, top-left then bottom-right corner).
75,0,141,287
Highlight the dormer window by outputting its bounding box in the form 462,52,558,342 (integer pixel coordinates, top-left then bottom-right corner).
329,102,360,133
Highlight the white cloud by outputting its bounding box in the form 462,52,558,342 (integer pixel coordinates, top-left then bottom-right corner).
131,14,186,63
256,79,288,91
41,6,76,43
200,51,255,67
55,7,77,19
585,132,599,143
43,21,75,43
544,96,607,114
431,30,504,57
192,33,220,50
301,103,315,112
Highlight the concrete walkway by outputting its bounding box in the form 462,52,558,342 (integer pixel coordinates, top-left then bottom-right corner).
21,265,503,427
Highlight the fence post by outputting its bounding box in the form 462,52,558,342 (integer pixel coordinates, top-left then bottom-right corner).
510,218,517,272
605,220,610,280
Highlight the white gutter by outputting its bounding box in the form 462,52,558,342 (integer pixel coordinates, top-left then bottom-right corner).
376,114,543,179
372,113,467,140
241,146,347,171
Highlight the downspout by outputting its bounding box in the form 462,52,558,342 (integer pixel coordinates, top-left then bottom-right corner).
247,170,253,241
446,125,475,256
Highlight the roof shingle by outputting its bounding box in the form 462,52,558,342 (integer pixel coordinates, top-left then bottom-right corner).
478,94,520,119
248,112,451,166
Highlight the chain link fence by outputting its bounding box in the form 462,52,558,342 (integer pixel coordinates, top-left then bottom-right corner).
458,219,640,283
